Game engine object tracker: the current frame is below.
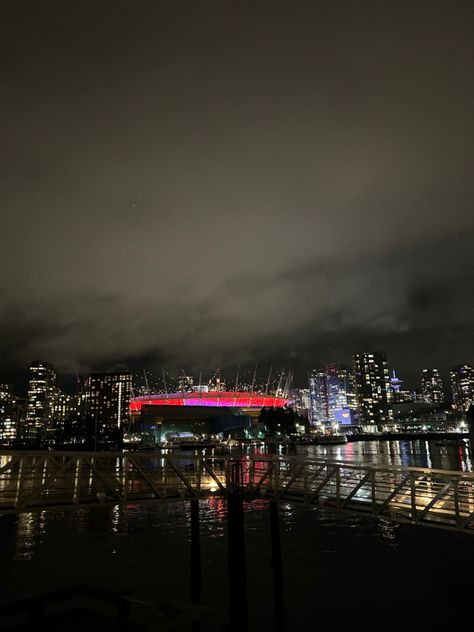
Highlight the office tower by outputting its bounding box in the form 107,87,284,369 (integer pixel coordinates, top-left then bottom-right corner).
88,372,132,440
0,384,16,442
353,351,393,428
325,364,357,422
309,369,328,425
26,361,57,430
421,368,445,405
450,365,474,411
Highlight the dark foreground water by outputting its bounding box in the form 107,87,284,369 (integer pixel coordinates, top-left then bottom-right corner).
1,440,473,630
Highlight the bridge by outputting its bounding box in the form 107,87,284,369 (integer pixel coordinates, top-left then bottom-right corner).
1,450,474,533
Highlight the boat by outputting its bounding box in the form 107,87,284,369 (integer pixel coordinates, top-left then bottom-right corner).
313,434,348,445
178,438,216,450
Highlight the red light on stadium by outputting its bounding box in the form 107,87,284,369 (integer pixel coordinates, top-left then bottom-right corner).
130,391,290,412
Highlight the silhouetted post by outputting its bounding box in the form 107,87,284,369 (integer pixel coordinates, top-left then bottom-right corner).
190,499,202,600
269,501,285,630
227,461,247,631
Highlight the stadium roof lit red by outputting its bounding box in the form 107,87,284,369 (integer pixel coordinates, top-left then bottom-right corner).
130,391,290,412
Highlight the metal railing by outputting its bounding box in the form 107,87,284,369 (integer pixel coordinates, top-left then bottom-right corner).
248,454,474,532
1,451,474,533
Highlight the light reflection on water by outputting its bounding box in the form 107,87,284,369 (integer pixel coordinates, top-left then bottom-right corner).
289,438,473,472
1,440,474,629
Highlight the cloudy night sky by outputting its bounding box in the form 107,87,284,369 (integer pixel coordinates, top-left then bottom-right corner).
0,1,472,389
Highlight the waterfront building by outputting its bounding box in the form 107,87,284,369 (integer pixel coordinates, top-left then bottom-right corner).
309,365,356,427
353,351,393,429
421,368,445,405
137,404,251,443
26,361,57,431
392,402,448,430
325,364,357,424
309,369,328,426
0,384,16,442
450,364,474,412
88,372,132,440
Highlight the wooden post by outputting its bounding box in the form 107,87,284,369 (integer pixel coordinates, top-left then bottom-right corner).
270,501,284,629
227,461,247,631
190,499,202,631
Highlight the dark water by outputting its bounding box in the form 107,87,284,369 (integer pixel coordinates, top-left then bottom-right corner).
1,440,473,630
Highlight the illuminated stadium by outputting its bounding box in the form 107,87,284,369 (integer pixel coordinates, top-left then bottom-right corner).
130,391,291,413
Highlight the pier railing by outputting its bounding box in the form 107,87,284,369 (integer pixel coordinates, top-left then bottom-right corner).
1,451,474,533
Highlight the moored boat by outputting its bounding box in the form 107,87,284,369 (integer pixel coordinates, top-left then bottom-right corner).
313,434,348,445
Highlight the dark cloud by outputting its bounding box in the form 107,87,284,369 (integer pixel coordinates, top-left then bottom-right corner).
0,0,472,390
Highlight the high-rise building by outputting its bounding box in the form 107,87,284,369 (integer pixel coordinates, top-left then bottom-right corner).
289,388,311,417
51,390,73,427
309,365,356,426
26,361,57,431
0,384,16,443
353,351,393,428
325,364,357,423
88,372,132,440
421,368,445,405
450,365,474,412
309,369,327,425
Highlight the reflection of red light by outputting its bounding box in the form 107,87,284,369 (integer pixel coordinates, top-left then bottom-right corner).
130,391,290,412
207,497,226,521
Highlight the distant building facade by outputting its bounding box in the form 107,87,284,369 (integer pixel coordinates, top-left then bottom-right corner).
325,364,357,423
309,369,328,425
0,384,16,442
309,364,356,426
353,351,393,428
421,368,445,405
51,391,73,428
88,372,132,439
289,388,311,418
450,365,474,412
26,361,57,431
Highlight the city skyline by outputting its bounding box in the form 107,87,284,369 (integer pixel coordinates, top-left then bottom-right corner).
3,354,471,402
3,355,471,445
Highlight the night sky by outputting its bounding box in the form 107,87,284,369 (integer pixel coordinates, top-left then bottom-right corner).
1,1,472,389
